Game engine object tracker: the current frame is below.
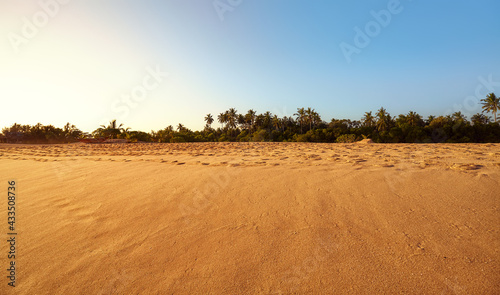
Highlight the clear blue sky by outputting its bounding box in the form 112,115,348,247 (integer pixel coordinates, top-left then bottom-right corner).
1,0,499,132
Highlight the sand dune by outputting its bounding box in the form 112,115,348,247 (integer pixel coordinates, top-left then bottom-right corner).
0,142,499,294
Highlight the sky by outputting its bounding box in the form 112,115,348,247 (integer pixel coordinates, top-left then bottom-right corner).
1,0,499,132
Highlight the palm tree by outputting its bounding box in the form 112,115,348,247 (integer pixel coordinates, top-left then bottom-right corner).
204,114,214,129
452,111,466,123
237,114,245,128
100,119,123,139
63,123,82,141
63,123,74,134
272,115,281,131
42,125,57,141
100,119,122,130
306,107,314,130
294,107,306,134
376,107,389,132
304,108,320,130
481,93,499,122
227,108,238,130
218,112,227,129
119,127,131,139
263,111,272,130
312,111,322,128
406,111,422,127
245,109,256,130
362,111,375,127
471,113,490,125
281,116,295,132
177,123,185,132
425,115,436,125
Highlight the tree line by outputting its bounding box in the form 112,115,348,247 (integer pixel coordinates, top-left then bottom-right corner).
2,93,499,144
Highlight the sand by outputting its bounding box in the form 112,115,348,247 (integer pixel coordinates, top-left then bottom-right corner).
0,142,499,294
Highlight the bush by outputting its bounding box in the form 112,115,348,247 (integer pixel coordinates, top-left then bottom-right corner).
336,134,356,143
252,129,269,142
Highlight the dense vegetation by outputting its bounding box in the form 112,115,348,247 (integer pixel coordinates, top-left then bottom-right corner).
2,93,499,144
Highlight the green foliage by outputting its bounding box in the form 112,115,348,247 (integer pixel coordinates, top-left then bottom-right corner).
1,123,83,143
252,129,269,142
481,93,500,122
3,97,500,144
335,134,357,143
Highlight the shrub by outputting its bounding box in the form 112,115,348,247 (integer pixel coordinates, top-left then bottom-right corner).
336,134,356,143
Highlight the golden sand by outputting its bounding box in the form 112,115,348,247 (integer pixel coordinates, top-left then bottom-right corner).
0,142,499,294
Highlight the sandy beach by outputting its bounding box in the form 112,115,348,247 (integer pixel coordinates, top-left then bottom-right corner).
0,142,499,294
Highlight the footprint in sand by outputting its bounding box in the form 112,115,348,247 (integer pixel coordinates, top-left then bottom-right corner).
378,163,394,167
450,163,482,171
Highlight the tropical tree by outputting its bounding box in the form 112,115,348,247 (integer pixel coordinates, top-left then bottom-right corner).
406,111,423,127
481,93,499,122
100,119,123,139
294,107,306,134
281,116,295,134
263,111,272,130
63,123,83,141
471,113,490,125
218,112,227,129
204,114,214,129
118,127,131,139
272,115,281,132
244,109,256,130
237,114,245,128
227,108,238,130
304,108,321,130
426,115,436,125
254,114,264,130
452,111,467,124
376,107,390,132
30,123,44,142
306,107,315,131
362,111,375,127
